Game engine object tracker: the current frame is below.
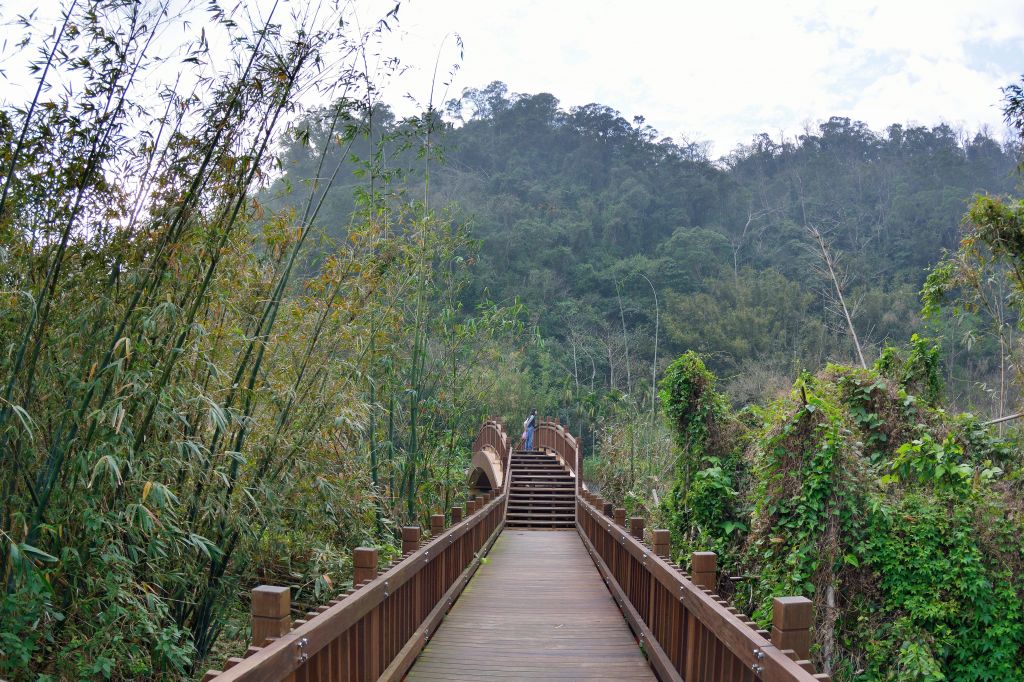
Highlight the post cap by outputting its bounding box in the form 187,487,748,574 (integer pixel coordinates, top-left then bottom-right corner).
773,596,813,631
251,585,290,617
691,551,717,572
353,547,378,568
401,526,421,541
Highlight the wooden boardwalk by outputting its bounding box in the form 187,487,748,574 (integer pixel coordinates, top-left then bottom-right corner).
405,529,656,681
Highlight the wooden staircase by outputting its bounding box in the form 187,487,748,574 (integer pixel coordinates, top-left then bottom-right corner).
505,450,575,529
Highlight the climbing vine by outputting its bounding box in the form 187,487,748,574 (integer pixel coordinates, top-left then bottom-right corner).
657,352,746,580
652,346,1024,680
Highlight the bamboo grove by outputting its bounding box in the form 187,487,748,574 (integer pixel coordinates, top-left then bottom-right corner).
0,2,526,678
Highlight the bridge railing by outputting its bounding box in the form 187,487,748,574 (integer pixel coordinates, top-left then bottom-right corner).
202,493,505,681
534,417,580,488
202,417,515,682
473,416,514,488
577,492,829,682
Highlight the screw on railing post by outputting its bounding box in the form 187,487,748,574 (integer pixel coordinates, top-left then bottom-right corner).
691,552,717,591
402,526,421,554
251,585,291,646
613,508,626,527
629,517,645,541
430,514,445,537
772,596,813,660
353,547,378,585
451,506,463,524
602,502,614,518
466,499,477,515
653,529,671,559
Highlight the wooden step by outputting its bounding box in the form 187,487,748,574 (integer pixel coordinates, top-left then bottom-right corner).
509,486,574,491
512,468,566,473
509,503,581,509
512,465,566,471
505,513,574,519
505,521,575,528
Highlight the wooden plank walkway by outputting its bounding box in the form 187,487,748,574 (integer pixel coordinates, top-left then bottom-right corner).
405,529,656,681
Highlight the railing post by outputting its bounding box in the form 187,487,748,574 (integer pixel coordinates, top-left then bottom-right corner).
692,552,717,590
466,499,477,515
430,514,445,537
251,585,290,646
772,596,813,660
402,526,421,554
451,506,464,524
353,547,378,585
603,502,614,518
613,508,626,527
652,529,671,559
629,517,645,541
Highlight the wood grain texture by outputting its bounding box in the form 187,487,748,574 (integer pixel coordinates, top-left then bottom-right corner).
406,530,655,681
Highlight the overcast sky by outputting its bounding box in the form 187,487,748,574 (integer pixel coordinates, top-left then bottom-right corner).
1,0,1022,157
367,0,1024,156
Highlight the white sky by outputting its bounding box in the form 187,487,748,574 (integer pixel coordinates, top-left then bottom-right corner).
367,0,1024,155
1,0,1022,157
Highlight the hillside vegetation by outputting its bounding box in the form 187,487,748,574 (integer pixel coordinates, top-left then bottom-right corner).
262,81,1024,680
3,1,1024,679
281,82,1020,415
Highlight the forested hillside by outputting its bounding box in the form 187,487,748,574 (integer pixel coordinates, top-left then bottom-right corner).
443,84,1019,400
275,82,1020,426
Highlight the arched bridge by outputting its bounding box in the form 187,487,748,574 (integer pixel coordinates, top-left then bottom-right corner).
203,419,831,682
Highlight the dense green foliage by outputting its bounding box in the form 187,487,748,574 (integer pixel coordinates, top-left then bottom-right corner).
637,83,1024,678
280,79,1021,446
436,83,1020,399
648,347,1024,681
4,1,1024,678
0,5,527,680
267,76,1024,679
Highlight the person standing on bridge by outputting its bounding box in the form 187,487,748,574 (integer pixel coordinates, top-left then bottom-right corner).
524,409,537,450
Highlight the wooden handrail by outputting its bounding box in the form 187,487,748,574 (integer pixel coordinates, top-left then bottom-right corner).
533,417,580,477
203,492,507,681
471,418,513,489
576,495,830,682
203,418,831,682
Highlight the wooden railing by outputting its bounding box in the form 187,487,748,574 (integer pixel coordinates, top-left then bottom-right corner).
472,416,513,486
202,493,505,681
202,422,514,682
577,492,831,682
201,416,831,682
533,417,581,487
